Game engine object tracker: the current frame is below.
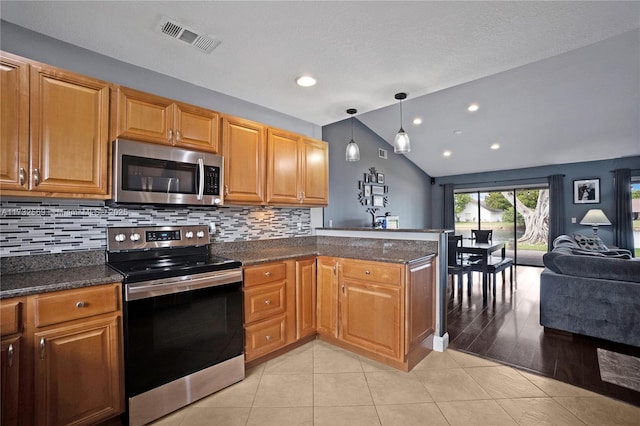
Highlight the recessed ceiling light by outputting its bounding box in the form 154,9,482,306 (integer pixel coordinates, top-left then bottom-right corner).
490,143,500,150
296,75,316,87
467,103,479,112
443,150,452,157
453,130,463,135
412,117,423,125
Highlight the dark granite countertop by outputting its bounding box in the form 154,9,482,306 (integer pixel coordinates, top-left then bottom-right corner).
1,264,123,299
1,236,438,299
228,245,436,266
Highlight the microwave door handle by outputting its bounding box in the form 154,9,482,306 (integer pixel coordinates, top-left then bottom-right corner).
197,158,204,200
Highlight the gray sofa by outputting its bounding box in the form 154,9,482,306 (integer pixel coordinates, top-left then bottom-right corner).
540,235,640,347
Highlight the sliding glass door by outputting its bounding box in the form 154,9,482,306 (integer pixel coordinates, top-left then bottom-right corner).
454,186,548,266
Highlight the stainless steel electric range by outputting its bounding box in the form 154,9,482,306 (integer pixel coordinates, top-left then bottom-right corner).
106,225,244,426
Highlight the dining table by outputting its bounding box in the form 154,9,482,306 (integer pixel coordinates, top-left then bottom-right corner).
457,240,506,301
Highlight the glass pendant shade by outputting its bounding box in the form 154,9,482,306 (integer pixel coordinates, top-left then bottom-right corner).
346,139,360,161
393,92,411,153
345,108,360,162
394,128,410,153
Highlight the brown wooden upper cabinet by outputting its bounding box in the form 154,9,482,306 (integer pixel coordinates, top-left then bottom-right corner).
111,86,220,153
0,52,110,198
266,128,328,206
221,115,267,204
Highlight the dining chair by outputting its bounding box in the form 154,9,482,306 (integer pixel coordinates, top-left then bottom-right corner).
447,238,472,296
471,229,493,243
469,253,514,297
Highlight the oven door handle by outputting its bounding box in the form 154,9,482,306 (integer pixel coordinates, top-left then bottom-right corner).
125,269,242,301
196,158,205,201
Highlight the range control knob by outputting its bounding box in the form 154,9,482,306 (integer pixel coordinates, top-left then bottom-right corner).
114,233,126,242
130,233,141,242
214,198,221,205
185,231,194,239
196,231,205,238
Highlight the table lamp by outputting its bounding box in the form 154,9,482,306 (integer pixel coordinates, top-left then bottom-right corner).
579,209,611,236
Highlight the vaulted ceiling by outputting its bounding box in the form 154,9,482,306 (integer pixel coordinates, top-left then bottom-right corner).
2,1,639,176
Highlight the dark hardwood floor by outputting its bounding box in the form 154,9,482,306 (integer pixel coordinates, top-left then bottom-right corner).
447,266,640,407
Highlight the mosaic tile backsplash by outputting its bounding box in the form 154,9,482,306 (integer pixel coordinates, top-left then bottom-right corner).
0,198,311,257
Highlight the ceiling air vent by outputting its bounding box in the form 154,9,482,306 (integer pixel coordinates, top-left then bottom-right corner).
157,16,221,54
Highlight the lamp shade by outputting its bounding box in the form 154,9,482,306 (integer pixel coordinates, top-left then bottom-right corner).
394,129,410,153
580,209,611,226
345,139,360,162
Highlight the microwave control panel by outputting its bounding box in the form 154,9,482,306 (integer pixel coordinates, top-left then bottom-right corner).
204,166,220,195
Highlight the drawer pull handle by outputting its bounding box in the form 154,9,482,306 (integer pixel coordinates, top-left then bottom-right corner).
40,337,45,359
7,344,14,368
76,301,87,308
365,270,371,275
265,335,271,341
33,168,40,186
19,167,25,186
168,129,173,142
264,300,271,305
264,271,271,277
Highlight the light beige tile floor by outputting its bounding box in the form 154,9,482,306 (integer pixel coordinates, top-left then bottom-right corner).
150,340,640,426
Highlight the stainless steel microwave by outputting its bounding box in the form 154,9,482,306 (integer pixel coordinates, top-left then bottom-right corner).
112,139,224,206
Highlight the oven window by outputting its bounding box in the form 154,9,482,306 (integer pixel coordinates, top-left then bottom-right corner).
122,155,196,194
123,282,243,396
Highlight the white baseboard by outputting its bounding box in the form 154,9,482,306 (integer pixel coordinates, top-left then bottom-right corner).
432,332,449,352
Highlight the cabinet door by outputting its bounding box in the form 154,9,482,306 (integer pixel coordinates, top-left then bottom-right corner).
340,278,403,361
112,86,173,145
222,116,266,204
299,137,328,205
407,258,435,351
0,53,29,191
266,128,301,204
295,258,317,339
316,257,339,338
34,316,123,426
174,102,220,153
30,63,110,195
1,336,21,426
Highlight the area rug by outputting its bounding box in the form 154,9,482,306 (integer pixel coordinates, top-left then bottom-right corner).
596,348,640,392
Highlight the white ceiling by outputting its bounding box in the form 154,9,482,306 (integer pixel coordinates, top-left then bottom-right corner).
2,1,639,176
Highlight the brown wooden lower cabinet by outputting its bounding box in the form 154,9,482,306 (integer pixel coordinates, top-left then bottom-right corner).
0,283,124,426
317,256,436,371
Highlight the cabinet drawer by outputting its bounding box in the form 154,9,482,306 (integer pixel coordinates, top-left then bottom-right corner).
34,284,119,328
341,260,402,285
245,314,287,361
244,281,286,324
0,300,22,336
244,262,286,287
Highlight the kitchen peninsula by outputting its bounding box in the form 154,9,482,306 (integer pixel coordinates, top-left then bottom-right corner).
210,228,449,371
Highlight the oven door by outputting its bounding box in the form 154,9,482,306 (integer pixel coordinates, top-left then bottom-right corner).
112,138,223,206
123,273,243,397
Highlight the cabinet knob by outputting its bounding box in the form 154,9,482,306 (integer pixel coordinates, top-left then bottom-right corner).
264,271,271,277
265,335,272,341
264,299,271,305
19,167,25,186
75,301,86,308
365,270,371,275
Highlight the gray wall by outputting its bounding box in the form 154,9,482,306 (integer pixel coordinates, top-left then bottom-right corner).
322,118,432,229
431,156,640,246
0,21,321,139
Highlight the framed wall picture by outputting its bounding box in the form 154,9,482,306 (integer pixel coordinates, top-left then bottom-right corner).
364,185,371,197
573,178,600,204
377,173,385,184
373,195,384,207
371,185,384,195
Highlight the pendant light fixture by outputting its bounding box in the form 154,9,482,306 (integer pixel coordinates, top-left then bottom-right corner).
393,92,411,153
345,108,360,162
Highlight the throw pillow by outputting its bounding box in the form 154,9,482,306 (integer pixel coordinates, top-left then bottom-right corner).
553,235,578,249
573,233,608,251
